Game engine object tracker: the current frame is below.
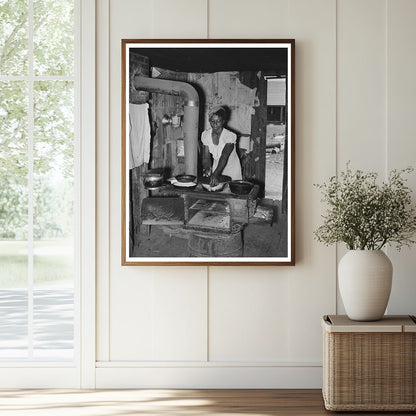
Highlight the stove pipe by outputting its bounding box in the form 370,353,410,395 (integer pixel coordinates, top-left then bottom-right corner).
134,75,199,176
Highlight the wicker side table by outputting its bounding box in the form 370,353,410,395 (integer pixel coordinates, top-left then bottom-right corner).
322,315,416,411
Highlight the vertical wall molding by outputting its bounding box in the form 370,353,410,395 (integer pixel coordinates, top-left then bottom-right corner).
385,0,389,177
384,0,416,313
80,0,96,388
206,266,210,361
96,0,111,363
335,0,339,314
206,0,210,38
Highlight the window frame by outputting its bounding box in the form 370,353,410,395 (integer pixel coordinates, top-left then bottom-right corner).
0,0,96,388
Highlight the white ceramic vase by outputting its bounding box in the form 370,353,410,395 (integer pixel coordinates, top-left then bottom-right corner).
338,250,393,321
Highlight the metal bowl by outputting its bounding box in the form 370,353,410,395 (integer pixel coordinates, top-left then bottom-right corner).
229,180,254,195
175,174,196,183
142,169,163,179
143,178,164,188
142,170,164,188
199,177,227,192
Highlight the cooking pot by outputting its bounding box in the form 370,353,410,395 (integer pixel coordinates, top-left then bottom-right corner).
229,180,254,195
142,169,164,188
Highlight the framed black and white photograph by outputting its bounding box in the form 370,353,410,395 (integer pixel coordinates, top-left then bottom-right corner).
121,39,295,265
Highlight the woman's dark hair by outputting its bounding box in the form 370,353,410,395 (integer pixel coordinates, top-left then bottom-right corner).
208,106,227,121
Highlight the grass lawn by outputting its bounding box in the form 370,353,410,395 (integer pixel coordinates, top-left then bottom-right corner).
0,240,73,289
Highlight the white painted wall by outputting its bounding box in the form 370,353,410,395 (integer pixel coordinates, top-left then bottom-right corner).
95,0,416,388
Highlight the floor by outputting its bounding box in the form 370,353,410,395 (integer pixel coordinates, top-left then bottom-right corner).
0,389,413,416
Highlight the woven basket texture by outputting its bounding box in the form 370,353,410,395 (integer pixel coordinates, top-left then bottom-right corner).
323,330,416,411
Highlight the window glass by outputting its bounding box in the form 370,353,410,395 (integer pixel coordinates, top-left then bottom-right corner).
0,81,29,359
33,0,74,76
0,290,29,359
0,0,29,75
33,81,74,289
0,81,29,244
0,1,76,362
32,81,74,359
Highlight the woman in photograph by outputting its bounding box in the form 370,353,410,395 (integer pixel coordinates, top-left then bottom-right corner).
201,106,242,186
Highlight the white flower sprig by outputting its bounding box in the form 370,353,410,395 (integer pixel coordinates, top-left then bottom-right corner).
314,164,416,250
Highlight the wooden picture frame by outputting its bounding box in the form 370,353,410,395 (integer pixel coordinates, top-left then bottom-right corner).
122,39,295,265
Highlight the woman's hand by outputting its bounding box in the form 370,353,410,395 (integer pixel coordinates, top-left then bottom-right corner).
203,167,212,177
209,173,220,186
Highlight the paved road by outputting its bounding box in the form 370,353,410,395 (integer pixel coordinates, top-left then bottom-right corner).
0,288,74,360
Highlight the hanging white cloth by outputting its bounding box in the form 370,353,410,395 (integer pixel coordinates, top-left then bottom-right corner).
129,103,151,169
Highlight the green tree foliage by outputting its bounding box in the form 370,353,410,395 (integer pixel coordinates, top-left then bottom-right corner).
34,81,74,178
0,0,28,75
0,0,74,240
0,82,28,178
0,178,27,239
0,82,28,238
33,0,74,76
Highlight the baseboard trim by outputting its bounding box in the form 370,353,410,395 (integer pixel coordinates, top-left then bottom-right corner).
96,365,323,388
0,367,80,388
96,360,321,368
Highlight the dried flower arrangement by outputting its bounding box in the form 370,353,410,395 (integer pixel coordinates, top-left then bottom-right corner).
314,164,416,250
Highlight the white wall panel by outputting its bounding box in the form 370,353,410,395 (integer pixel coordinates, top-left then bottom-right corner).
94,0,416,388
209,268,290,361
151,271,207,361
208,0,337,364
110,269,207,361
150,0,208,38
109,0,207,39
100,0,337,385
336,0,387,314
209,0,289,38
105,0,209,363
337,0,387,172
285,0,337,361
110,273,155,360
386,0,416,315
206,0,337,367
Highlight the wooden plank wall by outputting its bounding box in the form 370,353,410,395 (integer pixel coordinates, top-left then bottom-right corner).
150,93,185,177
239,71,267,197
150,68,189,177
